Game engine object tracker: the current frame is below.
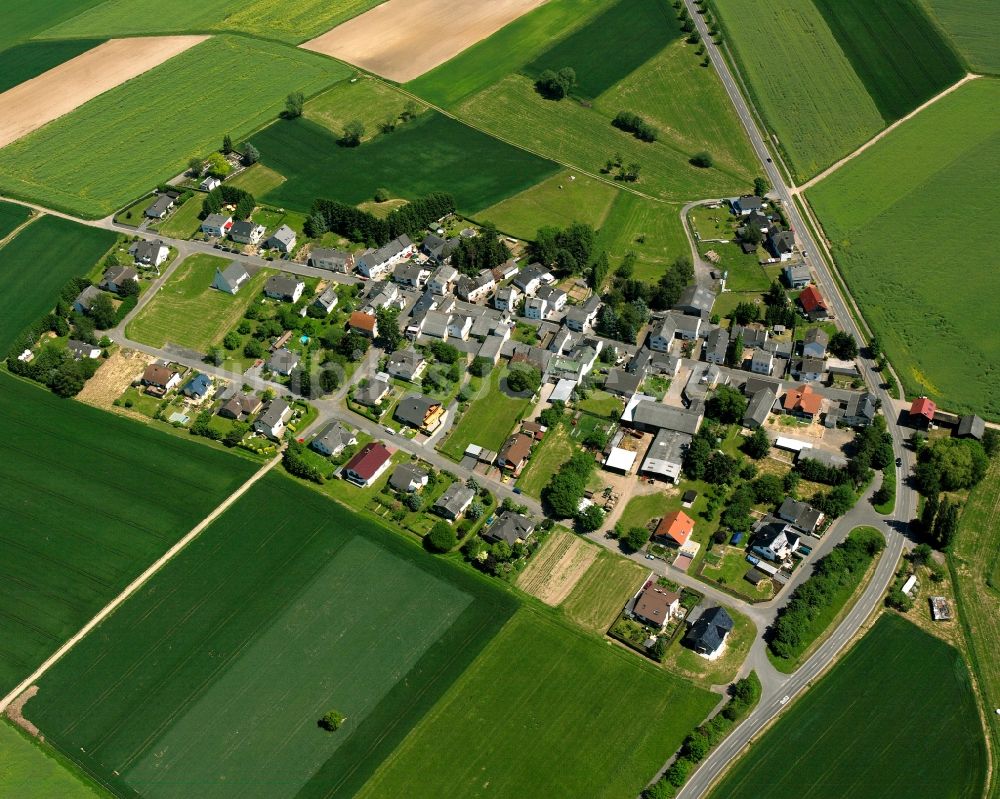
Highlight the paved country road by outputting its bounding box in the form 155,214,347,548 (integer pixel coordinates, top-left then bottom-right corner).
670,2,918,796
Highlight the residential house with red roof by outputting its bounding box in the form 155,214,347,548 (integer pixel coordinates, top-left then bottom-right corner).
341,442,392,487
909,396,937,428
783,384,824,418
654,509,695,547
798,285,829,321
348,311,378,338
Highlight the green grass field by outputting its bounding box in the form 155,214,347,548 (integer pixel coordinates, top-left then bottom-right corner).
524,0,679,99
152,195,203,239
0,215,115,353
305,77,427,143
811,0,963,122
560,550,647,632
715,0,885,181
456,73,751,203
439,368,535,461
404,0,608,108
126,254,272,351
0,39,104,94
357,609,716,799
24,473,515,799
41,0,384,43
666,606,756,686
476,170,619,239
251,112,559,215
711,614,986,799
923,0,1000,74
0,374,256,696
950,455,1000,797
0,722,104,799
0,0,101,51
0,36,349,218
515,425,578,498
807,78,1000,418
224,163,286,196
595,192,690,282
0,200,31,241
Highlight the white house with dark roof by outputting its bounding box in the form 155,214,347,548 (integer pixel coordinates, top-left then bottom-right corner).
254,398,292,440
66,339,101,360
313,286,339,314
730,195,763,215
386,348,427,382
201,213,233,237
230,220,266,245
144,194,174,219
356,235,414,280
802,327,829,359
267,348,300,376
704,327,729,365
783,263,811,288
264,274,304,303
310,421,357,457
309,248,354,273
129,239,169,268
100,265,138,293
565,294,601,332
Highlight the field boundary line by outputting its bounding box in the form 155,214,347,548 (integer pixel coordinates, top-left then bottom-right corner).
0,210,41,250
0,453,282,714
796,73,980,192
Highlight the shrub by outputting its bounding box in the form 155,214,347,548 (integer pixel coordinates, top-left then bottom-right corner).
425,521,457,553
690,151,714,168
612,111,660,142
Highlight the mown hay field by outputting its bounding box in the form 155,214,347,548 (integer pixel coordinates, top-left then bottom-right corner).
305,77,427,145
0,373,257,696
0,39,104,94
710,614,986,799
41,0,385,43
356,610,717,799
516,529,599,606
950,455,1000,796
0,36,349,218
0,215,116,353
524,0,679,99
560,549,647,632
126,254,272,352
807,78,1000,418
405,0,608,108
252,112,559,216
811,0,963,122
714,0,884,181
595,192,690,283
25,474,516,799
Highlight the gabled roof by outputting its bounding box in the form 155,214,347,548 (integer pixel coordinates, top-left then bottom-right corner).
673,284,716,314
312,421,355,453
798,285,827,314
257,397,291,429
215,261,249,291
182,373,211,397
268,224,296,247
685,606,734,652
355,378,390,406
803,327,829,348
783,384,822,415
655,509,694,545
634,586,681,624
265,274,303,298
957,414,985,439
498,433,533,467
349,311,377,333
395,394,441,428
142,363,176,386
909,396,936,420
387,348,425,377
485,512,535,545
343,442,392,480
267,348,299,374
435,482,475,517
389,463,429,492
744,388,777,426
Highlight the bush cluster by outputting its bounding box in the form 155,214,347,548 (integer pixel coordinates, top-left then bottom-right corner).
305,192,455,246
612,111,660,142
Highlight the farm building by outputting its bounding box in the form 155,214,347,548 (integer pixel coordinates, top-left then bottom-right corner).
673,285,716,319
744,388,777,428
640,429,691,483
909,396,937,428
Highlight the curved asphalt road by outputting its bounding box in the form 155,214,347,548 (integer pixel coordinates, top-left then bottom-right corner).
672,2,918,796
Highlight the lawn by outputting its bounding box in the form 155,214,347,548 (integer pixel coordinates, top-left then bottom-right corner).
807,78,1000,418
356,610,717,799
0,373,257,696
524,0,680,100
439,368,535,460
714,0,885,181
23,473,516,799
595,191,691,282
0,38,105,94
305,76,427,143
700,241,769,292
810,0,963,122
0,722,103,799
41,0,385,43
0,200,31,241
0,215,115,354
225,163,286,196
153,195,203,239
950,454,1000,794
0,36,350,218
700,547,774,601
126,253,272,352
665,605,756,686
561,549,647,632
922,0,1000,73
404,0,608,108
516,425,578,498
476,169,619,239
456,74,751,203
577,389,623,419
252,111,559,216
710,614,987,799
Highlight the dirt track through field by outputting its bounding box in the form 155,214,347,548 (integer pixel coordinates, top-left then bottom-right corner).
517,530,599,606
0,36,208,149
301,0,547,82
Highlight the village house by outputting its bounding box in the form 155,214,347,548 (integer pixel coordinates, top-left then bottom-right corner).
743,388,777,429
265,225,296,254
141,363,180,396
842,391,877,427
783,263,811,288
767,229,795,261
791,356,826,383
751,348,774,376
254,397,292,440
683,606,734,657
909,396,936,429
201,213,233,238
129,239,170,268
649,316,676,353
802,327,829,359
342,442,393,487
752,520,800,561
654,509,695,547
199,175,220,192
218,391,262,420
633,585,681,631
447,314,473,340
313,287,339,315
386,348,426,382
524,296,548,320
704,327,729,365
536,284,567,313
354,377,390,407
564,294,601,332
783,384,823,418
181,373,211,400
394,261,431,289
144,193,174,219
428,265,458,296
212,262,250,294
497,433,533,475
421,310,452,340
100,265,138,293
66,339,101,360
309,248,354,273
264,274,305,303
434,482,476,520
348,311,378,338
356,235,414,280
395,395,447,434
266,348,300,376
730,195,763,215
421,234,458,263
484,512,535,546
512,263,552,296
798,285,829,320
778,497,825,535
310,421,357,458
229,220,266,246
456,270,495,303
389,463,429,493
